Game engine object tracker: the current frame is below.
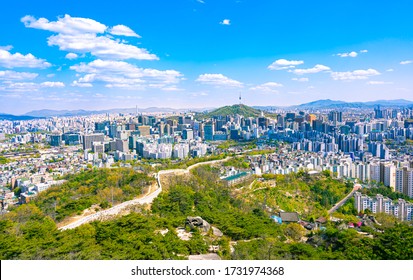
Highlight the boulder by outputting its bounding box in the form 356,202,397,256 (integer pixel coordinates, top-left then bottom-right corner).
186,216,211,232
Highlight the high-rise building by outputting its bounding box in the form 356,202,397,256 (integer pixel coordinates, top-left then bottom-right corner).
204,123,214,141
182,129,194,140
328,111,343,123
49,133,62,147
116,139,129,153
83,133,105,150
383,163,396,190
396,167,413,198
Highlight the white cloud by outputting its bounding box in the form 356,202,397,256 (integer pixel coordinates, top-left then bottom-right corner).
386,68,394,72
46,73,55,78
109,25,141,38
367,81,393,85
291,64,331,75
48,33,157,60
292,77,309,82
268,59,304,70
21,14,106,35
0,49,50,68
197,0,205,3
70,59,183,90
331,69,380,80
1,81,65,91
400,60,413,65
360,49,368,53
160,86,183,91
65,52,78,60
0,45,13,51
40,81,65,88
220,19,231,25
71,81,93,87
196,73,242,87
1,82,38,92
0,70,38,80
21,15,158,60
250,82,283,93
337,51,358,58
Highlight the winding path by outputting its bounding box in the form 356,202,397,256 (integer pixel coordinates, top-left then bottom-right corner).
327,184,361,215
59,157,230,230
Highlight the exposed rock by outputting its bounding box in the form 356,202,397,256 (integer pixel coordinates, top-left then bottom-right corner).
186,216,211,233
212,226,223,237
188,253,221,260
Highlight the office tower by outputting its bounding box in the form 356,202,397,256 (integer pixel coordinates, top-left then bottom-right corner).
204,123,214,141
50,133,62,147
83,133,105,150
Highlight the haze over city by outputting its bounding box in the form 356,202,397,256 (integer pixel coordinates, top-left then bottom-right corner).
1,0,413,113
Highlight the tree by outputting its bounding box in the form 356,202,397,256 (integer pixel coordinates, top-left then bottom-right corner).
284,223,305,242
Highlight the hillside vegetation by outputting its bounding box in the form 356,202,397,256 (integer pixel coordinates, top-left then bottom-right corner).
199,104,262,118
33,168,154,222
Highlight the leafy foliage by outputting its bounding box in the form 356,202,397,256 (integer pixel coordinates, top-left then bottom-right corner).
33,168,154,221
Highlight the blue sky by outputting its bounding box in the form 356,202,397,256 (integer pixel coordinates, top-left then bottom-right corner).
1,0,413,114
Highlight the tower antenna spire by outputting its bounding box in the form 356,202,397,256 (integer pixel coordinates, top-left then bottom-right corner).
239,92,242,105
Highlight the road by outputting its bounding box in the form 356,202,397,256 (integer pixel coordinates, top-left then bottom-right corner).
59,157,230,230
327,184,361,215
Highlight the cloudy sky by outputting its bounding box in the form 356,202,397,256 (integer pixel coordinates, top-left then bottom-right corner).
1,0,413,114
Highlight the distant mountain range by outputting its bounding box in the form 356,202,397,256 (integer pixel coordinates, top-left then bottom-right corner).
21,107,214,118
254,99,413,111
291,99,413,109
1,99,412,119
0,113,43,121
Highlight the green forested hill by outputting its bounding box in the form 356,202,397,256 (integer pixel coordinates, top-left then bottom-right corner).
200,104,262,118
33,168,154,222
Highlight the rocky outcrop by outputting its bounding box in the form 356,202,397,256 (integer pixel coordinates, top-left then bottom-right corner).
186,216,211,233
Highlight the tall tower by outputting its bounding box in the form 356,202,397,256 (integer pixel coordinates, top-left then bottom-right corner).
239,92,242,105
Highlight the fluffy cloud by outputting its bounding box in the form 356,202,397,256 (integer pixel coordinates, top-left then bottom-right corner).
65,53,78,60
337,51,358,58
291,64,330,75
70,59,182,89
40,81,65,88
109,25,141,38
0,45,13,51
0,70,38,80
21,14,106,35
1,81,65,92
0,49,50,68
47,33,157,60
292,77,309,82
268,59,304,70
336,50,368,57
250,82,283,93
331,69,380,80
196,73,242,87
71,81,93,87
220,19,231,25
400,60,413,65
21,15,157,60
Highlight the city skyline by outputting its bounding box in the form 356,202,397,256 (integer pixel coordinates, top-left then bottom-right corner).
1,0,413,114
